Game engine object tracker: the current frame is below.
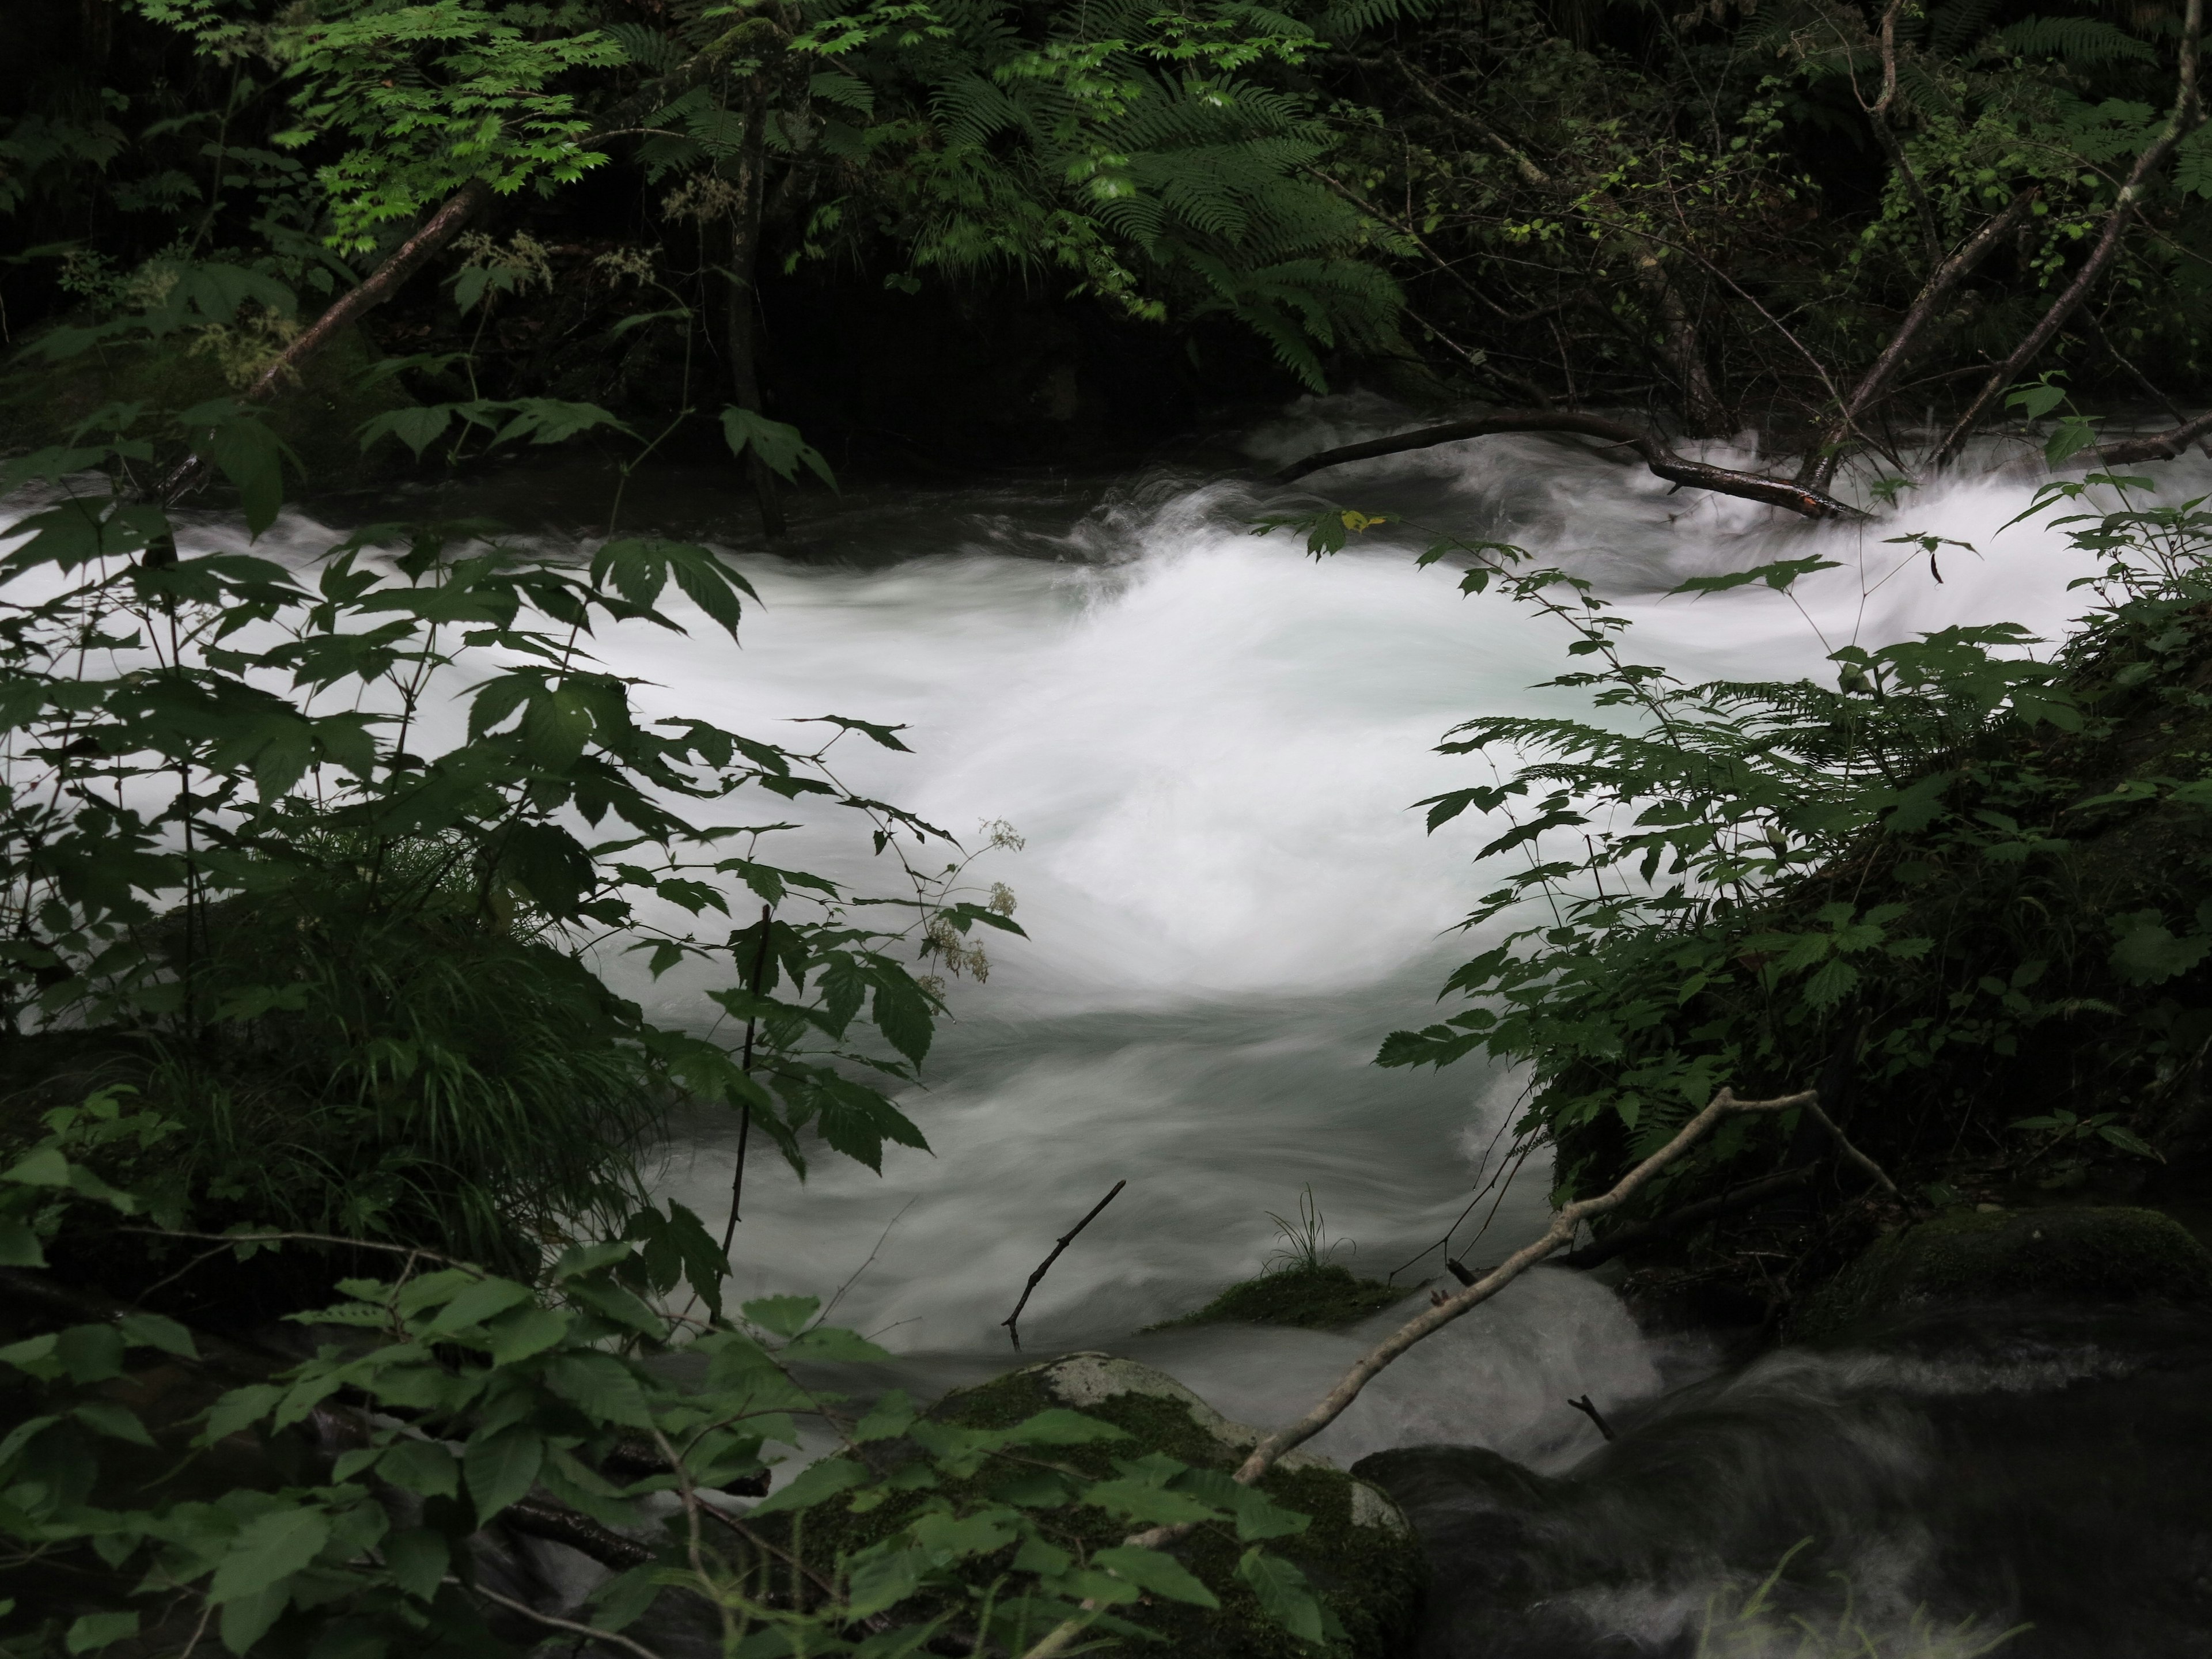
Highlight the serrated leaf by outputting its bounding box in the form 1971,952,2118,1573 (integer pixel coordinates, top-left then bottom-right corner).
747,1456,867,1517
378,1437,460,1498
383,1527,449,1601
209,1506,331,1604
743,1294,819,1338
465,1426,544,1524
1237,1547,1327,1643
66,1612,138,1654
546,1353,657,1430
487,1304,571,1366
1094,1544,1221,1607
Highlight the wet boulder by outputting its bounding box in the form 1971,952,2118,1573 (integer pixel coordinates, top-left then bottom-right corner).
1798,1204,2212,1338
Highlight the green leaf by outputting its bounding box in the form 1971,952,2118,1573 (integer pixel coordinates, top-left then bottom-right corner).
209,1506,331,1605
72,1400,154,1446
219,1582,289,1657
1237,1547,1327,1643
1095,1544,1221,1607
546,1353,657,1430
742,1294,820,1338
201,1384,283,1445
1172,1469,1309,1540
780,1326,892,1363
358,405,453,459
487,1304,571,1366
383,1527,450,1601
2096,1124,2165,1161
590,1564,664,1632
720,406,836,488
844,1541,927,1618
1081,1478,1219,1525
747,1456,868,1517
0,1215,46,1267
66,1612,139,1654
465,1426,546,1524
378,1437,460,1498
1671,556,1840,594
2110,915,2212,985
419,1277,536,1337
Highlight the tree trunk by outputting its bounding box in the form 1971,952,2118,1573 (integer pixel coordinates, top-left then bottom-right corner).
722,74,785,539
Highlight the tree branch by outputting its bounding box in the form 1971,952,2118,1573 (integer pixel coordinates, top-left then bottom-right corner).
2096,408,2212,464
1801,188,2039,488
1268,411,1857,519
1932,0,2205,468
157,19,781,502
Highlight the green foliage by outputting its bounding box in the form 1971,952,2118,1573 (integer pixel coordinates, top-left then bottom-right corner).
0,1130,1334,1657
0,286,1016,1298
1271,467,2212,1234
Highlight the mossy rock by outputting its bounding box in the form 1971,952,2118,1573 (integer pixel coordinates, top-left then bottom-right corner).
1155,1264,1414,1331
772,1352,1425,1658
1797,1205,2212,1339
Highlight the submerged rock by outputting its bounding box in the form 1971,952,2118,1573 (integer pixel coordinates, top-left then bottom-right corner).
1152,1263,1415,1331
792,1351,1425,1657
1797,1203,2212,1338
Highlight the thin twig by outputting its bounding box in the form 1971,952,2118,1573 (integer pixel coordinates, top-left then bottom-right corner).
812,1196,916,1332
1001,1181,1126,1350
463,1580,669,1659
1566,1395,1615,1441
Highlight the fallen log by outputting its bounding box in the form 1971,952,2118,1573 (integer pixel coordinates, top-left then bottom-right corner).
1268,411,1858,521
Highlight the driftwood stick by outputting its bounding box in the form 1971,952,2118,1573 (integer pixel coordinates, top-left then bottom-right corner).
1001,1180,1126,1350
1013,1086,1896,1659
1566,1395,1615,1441
1269,411,1857,521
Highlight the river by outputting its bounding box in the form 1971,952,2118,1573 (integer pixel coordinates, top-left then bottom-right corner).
55,397,2212,1653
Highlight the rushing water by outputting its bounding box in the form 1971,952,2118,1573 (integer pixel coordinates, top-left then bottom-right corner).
25,397,2212,1652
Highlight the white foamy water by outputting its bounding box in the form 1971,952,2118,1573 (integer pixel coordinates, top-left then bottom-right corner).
13,400,2203,1467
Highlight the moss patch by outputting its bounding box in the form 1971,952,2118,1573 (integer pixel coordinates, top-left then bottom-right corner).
1796,1204,2212,1339
760,1353,1424,1658
1154,1264,1414,1331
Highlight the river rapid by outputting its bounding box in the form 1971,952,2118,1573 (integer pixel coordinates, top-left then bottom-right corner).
60,399,2212,1654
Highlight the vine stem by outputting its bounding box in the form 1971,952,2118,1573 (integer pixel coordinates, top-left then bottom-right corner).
1013,1085,1895,1659
720,903,775,1260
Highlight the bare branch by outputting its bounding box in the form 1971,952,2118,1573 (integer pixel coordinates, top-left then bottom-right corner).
1269,411,1858,520
464,1580,671,1659
1002,1180,1126,1349
1802,189,2040,488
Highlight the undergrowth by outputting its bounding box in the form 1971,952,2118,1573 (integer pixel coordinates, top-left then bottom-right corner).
1283,464,2212,1275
